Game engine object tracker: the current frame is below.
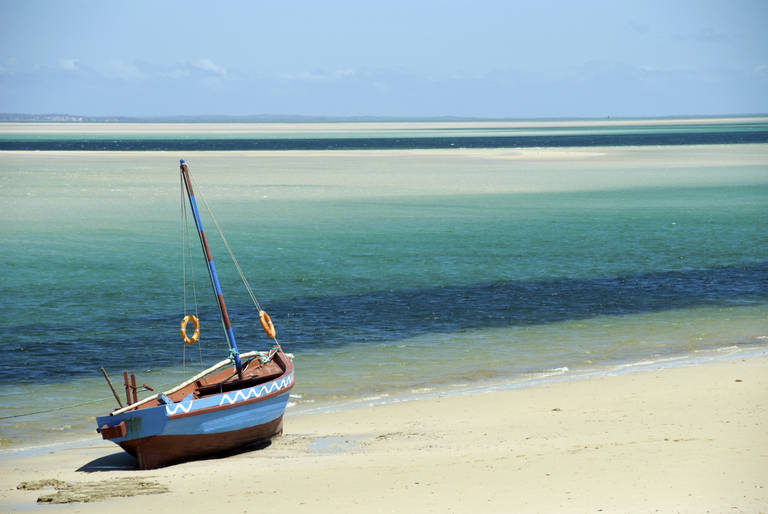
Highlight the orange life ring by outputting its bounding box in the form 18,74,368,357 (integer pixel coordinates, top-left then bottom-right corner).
259,310,276,339
180,315,200,345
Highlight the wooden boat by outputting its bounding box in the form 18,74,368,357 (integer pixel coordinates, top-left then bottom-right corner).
96,160,294,469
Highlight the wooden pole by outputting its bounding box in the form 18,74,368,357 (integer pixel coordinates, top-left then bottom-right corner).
130,374,138,404
123,371,131,406
100,367,123,408
180,160,243,377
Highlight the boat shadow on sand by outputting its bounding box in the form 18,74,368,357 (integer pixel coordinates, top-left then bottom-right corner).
77,439,272,472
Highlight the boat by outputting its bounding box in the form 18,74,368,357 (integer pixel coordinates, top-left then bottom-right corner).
96,159,295,469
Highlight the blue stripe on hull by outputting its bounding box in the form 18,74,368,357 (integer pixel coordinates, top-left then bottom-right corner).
97,372,294,443
167,392,289,435
97,391,290,442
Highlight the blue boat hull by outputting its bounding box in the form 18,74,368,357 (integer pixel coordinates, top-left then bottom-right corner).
97,366,294,469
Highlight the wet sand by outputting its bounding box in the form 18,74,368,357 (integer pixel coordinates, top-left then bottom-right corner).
2,354,766,513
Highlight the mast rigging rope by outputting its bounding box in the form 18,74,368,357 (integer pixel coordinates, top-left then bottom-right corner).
189,172,264,314
180,169,202,368
181,164,282,358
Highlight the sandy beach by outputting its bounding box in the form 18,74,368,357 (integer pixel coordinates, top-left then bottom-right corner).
2,354,766,513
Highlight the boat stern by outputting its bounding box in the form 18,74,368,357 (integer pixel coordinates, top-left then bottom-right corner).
96,404,167,444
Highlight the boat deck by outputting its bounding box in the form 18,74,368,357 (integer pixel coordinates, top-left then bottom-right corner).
128,354,287,411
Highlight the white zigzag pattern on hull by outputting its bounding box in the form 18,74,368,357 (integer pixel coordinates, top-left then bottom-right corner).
218,374,294,406
162,373,293,416
165,402,193,416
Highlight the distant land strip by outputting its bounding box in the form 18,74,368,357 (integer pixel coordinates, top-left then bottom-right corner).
1,113,768,123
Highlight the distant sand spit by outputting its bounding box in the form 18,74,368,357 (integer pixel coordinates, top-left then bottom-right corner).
2,145,767,202
1,117,767,134
1,143,766,162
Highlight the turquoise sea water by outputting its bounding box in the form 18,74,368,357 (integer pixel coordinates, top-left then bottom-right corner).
1,122,767,450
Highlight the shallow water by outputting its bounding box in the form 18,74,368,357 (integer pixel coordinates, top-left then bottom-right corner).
0,125,766,449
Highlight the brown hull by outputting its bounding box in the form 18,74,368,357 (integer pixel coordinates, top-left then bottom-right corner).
120,415,284,469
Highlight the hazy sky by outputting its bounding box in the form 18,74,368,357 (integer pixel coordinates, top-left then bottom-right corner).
1,0,766,118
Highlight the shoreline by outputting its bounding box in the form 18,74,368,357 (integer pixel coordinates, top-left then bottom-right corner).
2,341,766,457
1,351,766,512
289,343,768,417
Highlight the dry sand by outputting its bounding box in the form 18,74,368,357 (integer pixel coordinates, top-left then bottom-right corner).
1,355,766,513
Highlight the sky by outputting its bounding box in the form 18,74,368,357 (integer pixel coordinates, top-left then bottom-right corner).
0,0,766,118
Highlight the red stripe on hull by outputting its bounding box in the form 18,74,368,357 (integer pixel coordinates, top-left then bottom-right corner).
120,416,284,470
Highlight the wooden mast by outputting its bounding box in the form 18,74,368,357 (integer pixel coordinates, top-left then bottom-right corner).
179,159,243,376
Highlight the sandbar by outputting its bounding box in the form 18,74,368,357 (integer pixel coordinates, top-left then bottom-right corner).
1,117,767,135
